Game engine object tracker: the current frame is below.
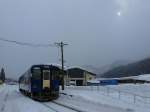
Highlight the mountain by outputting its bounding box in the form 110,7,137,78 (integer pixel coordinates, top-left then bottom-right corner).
101,58,150,78
82,60,131,77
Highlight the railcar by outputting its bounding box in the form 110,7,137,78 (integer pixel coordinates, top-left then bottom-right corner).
19,64,63,101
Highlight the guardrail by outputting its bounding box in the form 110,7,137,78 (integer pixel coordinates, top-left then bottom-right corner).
66,85,150,106
100,86,150,105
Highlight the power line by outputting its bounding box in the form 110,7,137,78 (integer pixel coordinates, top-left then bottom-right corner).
0,38,69,90
0,37,55,47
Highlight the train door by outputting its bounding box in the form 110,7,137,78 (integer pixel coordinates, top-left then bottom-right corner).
43,70,50,90
51,69,60,91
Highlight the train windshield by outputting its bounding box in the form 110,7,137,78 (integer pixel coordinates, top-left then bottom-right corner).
32,67,41,79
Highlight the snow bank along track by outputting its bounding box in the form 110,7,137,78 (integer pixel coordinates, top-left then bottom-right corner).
0,87,9,112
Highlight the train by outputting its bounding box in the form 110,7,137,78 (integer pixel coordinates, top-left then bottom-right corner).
18,64,64,101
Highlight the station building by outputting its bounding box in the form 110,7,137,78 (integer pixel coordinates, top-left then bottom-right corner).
65,67,96,86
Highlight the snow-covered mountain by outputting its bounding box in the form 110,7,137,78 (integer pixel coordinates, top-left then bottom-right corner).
82,60,131,77
102,57,150,78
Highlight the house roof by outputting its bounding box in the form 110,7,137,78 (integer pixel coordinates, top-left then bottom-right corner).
67,67,96,76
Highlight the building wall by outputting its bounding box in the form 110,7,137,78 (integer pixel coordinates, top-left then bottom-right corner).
65,73,95,86
84,71,96,85
85,72,95,80
67,78,85,86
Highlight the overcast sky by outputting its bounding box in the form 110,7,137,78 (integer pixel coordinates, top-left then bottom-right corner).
0,0,150,79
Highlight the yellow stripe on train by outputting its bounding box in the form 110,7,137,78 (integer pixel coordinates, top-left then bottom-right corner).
43,80,50,89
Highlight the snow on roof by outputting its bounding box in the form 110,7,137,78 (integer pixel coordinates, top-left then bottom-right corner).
132,74,150,81
67,66,96,75
32,63,67,70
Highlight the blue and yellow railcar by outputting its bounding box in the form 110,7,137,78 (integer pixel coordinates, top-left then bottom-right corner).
19,64,62,101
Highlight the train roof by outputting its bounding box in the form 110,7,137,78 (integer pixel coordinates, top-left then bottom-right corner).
31,63,61,69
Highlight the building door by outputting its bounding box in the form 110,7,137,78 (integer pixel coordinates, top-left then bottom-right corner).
76,80,83,86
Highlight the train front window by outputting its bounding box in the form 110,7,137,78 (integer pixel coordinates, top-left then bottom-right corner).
43,70,50,80
32,67,41,79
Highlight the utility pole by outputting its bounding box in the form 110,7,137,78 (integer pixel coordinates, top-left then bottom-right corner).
55,41,68,90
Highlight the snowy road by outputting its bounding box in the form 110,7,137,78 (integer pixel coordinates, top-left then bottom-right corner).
0,84,131,112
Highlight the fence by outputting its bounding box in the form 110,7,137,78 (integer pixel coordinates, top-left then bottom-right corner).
65,85,150,106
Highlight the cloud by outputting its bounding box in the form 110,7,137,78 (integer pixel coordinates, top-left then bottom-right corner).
115,0,128,14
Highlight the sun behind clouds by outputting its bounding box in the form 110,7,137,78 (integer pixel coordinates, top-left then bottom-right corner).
117,11,122,16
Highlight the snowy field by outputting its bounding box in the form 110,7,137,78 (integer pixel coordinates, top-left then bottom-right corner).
0,83,150,112
108,84,150,97
63,84,150,112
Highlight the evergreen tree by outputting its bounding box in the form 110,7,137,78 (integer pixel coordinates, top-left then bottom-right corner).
1,68,5,82
0,69,1,81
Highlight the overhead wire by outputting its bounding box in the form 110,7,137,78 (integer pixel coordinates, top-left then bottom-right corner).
0,37,56,47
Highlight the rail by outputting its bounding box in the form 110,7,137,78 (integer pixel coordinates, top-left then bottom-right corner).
52,101,86,112
42,103,59,112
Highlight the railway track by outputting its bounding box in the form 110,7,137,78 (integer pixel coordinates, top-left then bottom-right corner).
16,89,82,112
41,101,86,112
42,103,59,112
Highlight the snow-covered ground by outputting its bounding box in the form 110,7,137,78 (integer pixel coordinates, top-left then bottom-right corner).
0,83,150,112
56,93,127,112
108,84,150,97
62,85,150,112
0,84,79,112
0,84,55,112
